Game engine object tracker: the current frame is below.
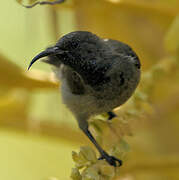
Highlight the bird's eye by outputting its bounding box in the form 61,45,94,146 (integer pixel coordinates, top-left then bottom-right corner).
87,50,92,54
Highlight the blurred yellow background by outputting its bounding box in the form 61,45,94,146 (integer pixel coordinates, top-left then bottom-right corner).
0,0,179,179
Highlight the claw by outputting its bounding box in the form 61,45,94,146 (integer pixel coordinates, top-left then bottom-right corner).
107,111,117,120
98,154,122,167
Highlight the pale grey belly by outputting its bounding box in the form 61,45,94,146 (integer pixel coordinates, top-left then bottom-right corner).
60,78,130,118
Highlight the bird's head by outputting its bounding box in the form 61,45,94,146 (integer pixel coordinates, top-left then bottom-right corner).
28,31,103,70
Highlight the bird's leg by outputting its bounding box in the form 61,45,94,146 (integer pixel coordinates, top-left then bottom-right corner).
107,111,117,120
79,123,122,167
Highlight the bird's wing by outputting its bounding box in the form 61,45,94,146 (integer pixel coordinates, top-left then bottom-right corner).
103,39,138,59
64,67,85,95
103,39,140,69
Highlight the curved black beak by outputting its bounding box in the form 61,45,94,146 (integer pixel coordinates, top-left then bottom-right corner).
27,47,62,70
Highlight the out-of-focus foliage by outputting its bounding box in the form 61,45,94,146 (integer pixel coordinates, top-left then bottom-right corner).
165,15,179,55
0,0,179,179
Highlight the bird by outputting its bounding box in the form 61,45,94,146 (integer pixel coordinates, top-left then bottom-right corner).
28,31,141,167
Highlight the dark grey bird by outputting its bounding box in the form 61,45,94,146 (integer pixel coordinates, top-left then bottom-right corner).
28,31,141,167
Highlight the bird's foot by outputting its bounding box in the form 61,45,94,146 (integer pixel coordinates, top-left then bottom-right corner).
98,152,122,167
